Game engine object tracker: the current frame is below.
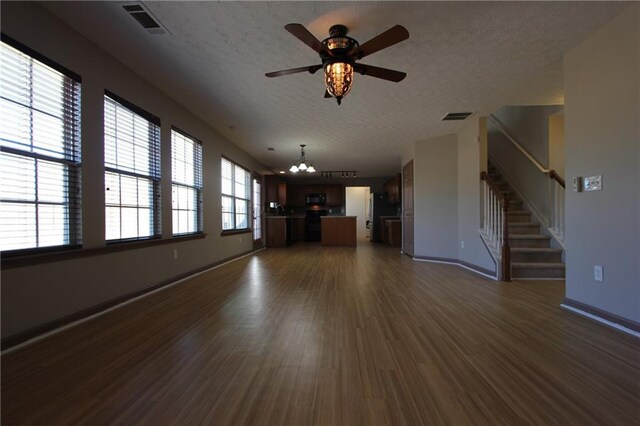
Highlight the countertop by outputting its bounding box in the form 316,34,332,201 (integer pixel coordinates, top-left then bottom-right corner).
321,216,356,219
265,215,306,219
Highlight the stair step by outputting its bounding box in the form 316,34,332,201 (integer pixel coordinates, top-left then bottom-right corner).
509,222,540,234
507,210,531,223
512,262,565,279
509,234,551,248
511,248,562,262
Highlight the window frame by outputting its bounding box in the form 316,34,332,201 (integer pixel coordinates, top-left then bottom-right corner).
220,155,252,235
103,90,161,244
0,34,82,255
171,126,203,236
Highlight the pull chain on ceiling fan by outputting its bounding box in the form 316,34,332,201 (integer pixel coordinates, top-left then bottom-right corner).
266,23,409,105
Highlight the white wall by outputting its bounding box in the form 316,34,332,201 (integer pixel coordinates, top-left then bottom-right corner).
457,118,496,273
492,105,563,167
563,4,639,322
548,113,565,179
413,134,458,260
345,186,370,240
1,2,269,338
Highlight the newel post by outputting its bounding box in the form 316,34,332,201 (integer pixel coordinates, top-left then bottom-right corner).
501,197,511,282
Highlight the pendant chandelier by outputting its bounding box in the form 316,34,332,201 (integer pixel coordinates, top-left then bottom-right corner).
289,144,316,173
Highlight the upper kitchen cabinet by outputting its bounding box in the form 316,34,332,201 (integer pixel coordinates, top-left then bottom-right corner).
265,175,287,205
283,184,344,207
287,185,306,207
384,174,402,204
324,185,344,206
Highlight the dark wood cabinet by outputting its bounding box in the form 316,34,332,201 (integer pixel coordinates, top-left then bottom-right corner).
324,185,344,206
284,184,344,207
384,174,402,204
287,185,306,207
265,175,287,205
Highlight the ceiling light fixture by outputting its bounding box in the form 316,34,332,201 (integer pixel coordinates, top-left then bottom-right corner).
289,144,316,173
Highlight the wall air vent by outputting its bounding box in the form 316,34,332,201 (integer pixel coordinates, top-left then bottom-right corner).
442,112,473,121
121,3,169,35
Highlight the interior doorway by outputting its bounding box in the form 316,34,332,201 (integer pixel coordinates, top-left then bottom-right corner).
345,186,371,242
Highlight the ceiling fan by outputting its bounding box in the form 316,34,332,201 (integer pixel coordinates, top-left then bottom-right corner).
266,23,409,105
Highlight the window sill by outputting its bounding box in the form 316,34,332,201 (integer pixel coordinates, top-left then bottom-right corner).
1,233,207,270
220,229,252,237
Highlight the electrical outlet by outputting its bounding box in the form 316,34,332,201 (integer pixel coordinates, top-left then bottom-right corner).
594,265,603,282
461,240,464,249
173,249,178,260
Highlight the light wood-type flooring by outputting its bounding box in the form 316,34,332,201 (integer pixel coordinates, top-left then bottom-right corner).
2,243,639,425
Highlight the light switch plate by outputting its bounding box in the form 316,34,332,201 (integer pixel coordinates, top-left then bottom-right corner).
594,265,603,282
572,177,582,192
584,175,602,192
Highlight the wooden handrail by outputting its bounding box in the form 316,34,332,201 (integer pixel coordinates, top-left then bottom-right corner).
480,171,509,207
549,170,565,188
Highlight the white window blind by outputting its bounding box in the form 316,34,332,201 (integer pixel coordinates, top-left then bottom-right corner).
221,157,250,231
104,92,160,241
0,38,81,252
171,128,202,235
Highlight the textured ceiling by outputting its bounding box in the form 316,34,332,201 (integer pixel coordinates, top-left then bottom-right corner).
41,1,627,177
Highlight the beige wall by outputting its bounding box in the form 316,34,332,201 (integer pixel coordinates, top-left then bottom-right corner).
563,4,639,322
413,134,459,260
457,118,496,272
1,2,269,338
548,113,565,179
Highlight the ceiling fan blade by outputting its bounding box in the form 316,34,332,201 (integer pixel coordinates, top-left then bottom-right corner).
351,25,409,59
265,64,322,78
284,24,332,56
324,90,332,98
353,64,406,82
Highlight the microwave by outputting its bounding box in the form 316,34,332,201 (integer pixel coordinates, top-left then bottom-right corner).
306,193,326,206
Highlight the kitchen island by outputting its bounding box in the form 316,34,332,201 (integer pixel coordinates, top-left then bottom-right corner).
265,216,305,248
321,216,357,247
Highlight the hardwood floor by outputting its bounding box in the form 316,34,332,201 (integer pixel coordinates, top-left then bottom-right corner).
2,243,639,425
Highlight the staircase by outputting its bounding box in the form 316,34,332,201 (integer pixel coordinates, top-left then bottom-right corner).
487,164,565,279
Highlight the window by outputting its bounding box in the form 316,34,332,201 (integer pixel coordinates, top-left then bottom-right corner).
104,92,160,241
171,128,202,235
0,36,81,252
253,178,262,240
221,157,250,231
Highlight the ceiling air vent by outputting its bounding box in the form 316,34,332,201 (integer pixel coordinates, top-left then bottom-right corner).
122,3,168,35
442,112,473,121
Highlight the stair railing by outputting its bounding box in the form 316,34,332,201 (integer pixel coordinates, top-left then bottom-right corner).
549,170,565,242
480,171,511,281
488,114,565,244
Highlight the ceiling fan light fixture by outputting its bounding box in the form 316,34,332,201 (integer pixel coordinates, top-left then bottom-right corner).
324,62,353,105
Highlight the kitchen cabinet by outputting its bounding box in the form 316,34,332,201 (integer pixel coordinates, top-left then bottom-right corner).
285,184,344,207
287,185,306,207
321,216,356,247
384,174,401,204
265,216,305,247
265,217,286,248
324,185,344,206
387,220,402,248
265,175,287,205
